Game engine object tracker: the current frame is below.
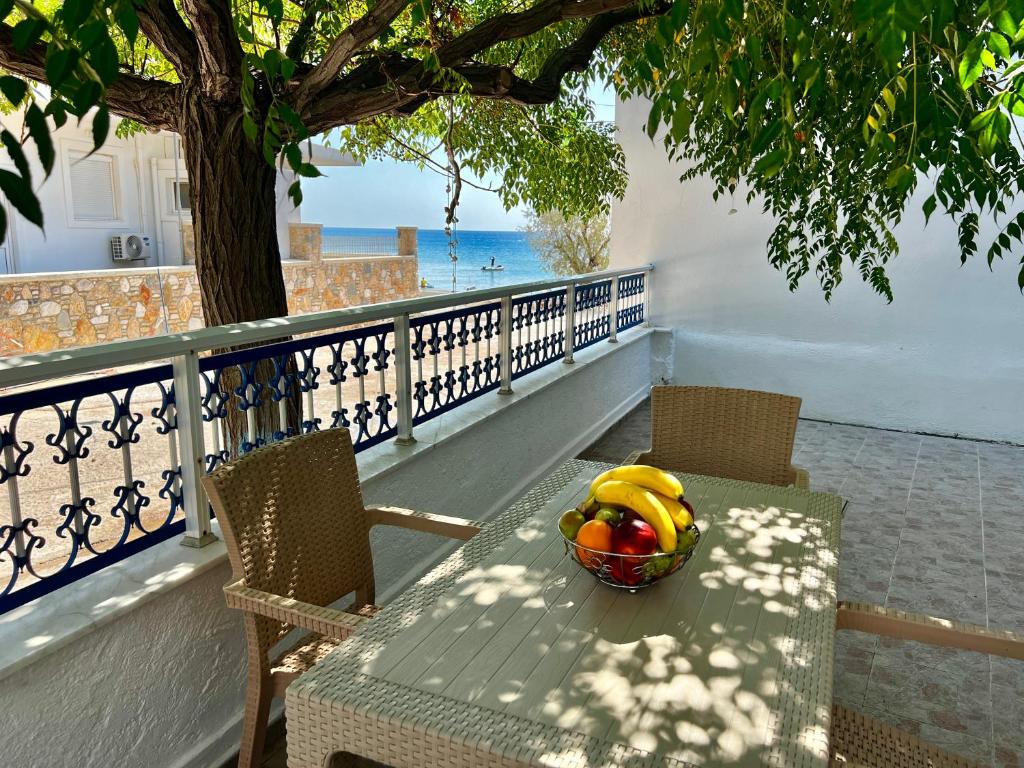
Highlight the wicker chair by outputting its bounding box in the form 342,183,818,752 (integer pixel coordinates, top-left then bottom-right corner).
624,385,810,488
202,428,483,768
831,601,1024,766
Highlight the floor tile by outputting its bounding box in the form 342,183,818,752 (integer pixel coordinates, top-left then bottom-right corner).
865,641,992,745
887,549,987,625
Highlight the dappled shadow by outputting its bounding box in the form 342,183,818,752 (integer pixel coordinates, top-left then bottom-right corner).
291,470,839,768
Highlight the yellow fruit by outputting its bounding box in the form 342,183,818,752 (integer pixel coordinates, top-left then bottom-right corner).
587,465,684,502
652,491,694,531
593,480,677,551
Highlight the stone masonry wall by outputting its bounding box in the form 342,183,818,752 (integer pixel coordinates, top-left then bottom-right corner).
0,255,418,357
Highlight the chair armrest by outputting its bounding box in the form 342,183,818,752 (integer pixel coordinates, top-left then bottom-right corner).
790,465,810,490
224,580,368,640
365,506,482,540
623,450,652,465
837,601,1024,660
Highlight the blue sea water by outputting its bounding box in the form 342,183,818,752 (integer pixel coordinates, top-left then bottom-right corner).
322,227,549,291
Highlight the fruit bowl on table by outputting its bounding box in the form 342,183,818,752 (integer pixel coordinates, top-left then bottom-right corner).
559,523,700,590
558,465,702,591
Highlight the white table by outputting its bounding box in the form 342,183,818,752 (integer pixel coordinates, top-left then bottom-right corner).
286,459,844,767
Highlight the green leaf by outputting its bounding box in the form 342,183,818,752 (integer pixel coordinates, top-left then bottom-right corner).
12,18,46,51
969,107,997,131
0,169,43,227
25,103,54,176
753,147,787,178
284,143,302,170
91,105,109,150
644,41,666,70
959,37,986,89
45,99,68,129
750,119,783,156
1,130,30,183
922,194,937,223
88,37,120,85
881,87,896,113
46,49,80,90
0,76,27,106
116,7,139,45
296,162,322,178
988,31,1010,60
61,0,93,29
288,180,303,207
242,113,258,143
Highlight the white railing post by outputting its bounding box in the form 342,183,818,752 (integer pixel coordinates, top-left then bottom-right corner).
644,268,653,327
173,350,216,547
563,282,576,364
498,294,513,394
609,275,619,343
393,313,416,444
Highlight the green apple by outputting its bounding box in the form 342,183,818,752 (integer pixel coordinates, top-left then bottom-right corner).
558,509,586,540
594,507,622,526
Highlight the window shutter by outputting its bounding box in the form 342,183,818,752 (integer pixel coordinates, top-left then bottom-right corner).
68,151,117,221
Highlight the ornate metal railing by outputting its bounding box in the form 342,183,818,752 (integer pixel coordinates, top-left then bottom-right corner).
0,265,651,613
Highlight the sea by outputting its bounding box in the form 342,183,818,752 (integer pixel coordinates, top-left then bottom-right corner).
322,227,548,291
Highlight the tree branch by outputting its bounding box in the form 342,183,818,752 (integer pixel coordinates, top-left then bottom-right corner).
292,0,411,109
136,0,199,76
105,78,181,130
0,23,181,130
434,0,641,67
180,0,243,100
285,0,324,62
304,1,665,133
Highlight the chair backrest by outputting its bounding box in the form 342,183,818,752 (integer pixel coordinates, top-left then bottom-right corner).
647,386,801,486
202,428,374,654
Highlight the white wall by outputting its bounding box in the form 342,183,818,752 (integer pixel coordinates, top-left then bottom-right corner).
610,95,1024,444
0,332,654,768
3,113,299,274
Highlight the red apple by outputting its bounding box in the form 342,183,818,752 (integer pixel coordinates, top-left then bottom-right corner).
610,518,658,586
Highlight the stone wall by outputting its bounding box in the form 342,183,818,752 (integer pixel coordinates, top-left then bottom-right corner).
0,255,418,357
288,223,322,261
180,222,324,264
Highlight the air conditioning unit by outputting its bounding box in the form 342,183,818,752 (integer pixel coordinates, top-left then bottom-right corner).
110,234,153,263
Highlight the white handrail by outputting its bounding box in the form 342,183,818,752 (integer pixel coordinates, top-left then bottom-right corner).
0,265,653,390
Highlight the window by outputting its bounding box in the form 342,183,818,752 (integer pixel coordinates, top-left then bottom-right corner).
67,150,118,221
169,179,191,213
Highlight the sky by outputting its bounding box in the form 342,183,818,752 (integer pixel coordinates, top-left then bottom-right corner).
300,86,616,232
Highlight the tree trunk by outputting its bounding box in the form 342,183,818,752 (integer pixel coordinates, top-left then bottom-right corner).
179,89,299,455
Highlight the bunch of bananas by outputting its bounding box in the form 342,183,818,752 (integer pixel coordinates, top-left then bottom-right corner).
578,465,695,552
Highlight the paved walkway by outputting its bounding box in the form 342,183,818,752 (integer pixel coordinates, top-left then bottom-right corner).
263,400,1024,767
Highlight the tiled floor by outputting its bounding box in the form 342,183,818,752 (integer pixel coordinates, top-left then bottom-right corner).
262,400,1024,767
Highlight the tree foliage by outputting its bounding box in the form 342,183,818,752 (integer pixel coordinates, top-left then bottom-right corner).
612,0,1024,298
523,207,610,275
0,0,1022,301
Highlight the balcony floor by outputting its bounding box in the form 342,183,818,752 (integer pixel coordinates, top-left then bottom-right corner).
263,400,1024,768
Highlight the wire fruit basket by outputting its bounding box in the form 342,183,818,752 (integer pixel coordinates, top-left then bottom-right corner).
560,524,701,591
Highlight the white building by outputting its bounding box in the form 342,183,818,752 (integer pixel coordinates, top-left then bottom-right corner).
0,110,357,275
610,94,1024,445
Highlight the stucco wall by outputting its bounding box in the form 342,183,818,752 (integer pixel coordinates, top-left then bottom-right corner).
0,330,654,768
0,255,418,356
610,95,1024,443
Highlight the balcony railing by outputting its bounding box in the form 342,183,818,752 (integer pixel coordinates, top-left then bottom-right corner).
0,266,651,614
